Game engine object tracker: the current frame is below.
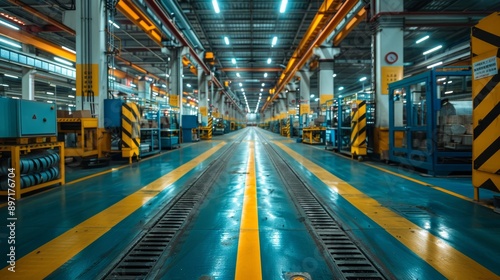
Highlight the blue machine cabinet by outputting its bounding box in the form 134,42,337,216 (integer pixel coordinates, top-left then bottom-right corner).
0,98,57,138
388,69,472,175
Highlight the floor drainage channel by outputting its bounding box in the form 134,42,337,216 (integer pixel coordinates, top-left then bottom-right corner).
101,138,243,279
259,131,387,280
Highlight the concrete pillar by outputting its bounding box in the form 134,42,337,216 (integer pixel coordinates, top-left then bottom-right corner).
296,70,312,131
75,0,107,125
21,69,36,100
314,47,340,107
198,66,208,126
170,47,185,126
373,0,404,156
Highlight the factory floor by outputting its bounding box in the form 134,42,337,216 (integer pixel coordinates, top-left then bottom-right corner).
1,127,499,279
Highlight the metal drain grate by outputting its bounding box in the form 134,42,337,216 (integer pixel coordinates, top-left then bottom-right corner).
103,135,245,279
259,132,387,280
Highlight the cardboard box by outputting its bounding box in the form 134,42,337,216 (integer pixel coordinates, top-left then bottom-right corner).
57,110,71,118
73,110,92,118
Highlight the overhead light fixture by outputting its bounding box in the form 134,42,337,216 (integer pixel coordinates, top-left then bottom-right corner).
260,88,263,92
280,0,288,13
54,57,73,66
264,72,268,78
224,36,230,45
423,45,442,55
416,35,429,44
212,0,220,13
444,91,453,94
186,83,192,88
108,20,120,29
310,94,314,98
315,98,319,102
71,87,76,91
339,86,344,90
241,88,244,91
46,92,54,95
359,77,367,82
4,74,18,79
0,38,21,48
271,36,278,46
239,82,243,87
68,95,75,98
0,83,9,87
232,58,236,64
426,61,443,68
0,19,19,30
267,58,272,64
437,77,447,82
261,83,265,87
333,74,337,78
236,73,241,78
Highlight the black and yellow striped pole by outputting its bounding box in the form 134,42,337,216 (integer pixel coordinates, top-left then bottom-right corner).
471,12,500,201
350,100,367,160
207,116,213,139
121,102,140,163
286,117,291,138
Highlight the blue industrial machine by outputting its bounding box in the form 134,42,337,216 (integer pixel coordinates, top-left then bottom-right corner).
0,98,57,137
388,68,472,175
213,118,225,135
181,115,198,142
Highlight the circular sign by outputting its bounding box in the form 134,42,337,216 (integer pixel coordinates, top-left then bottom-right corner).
385,52,398,64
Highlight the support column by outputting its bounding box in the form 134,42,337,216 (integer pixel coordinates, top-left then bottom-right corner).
75,0,107,124
296,70,312,135
169,47,186,126
198,67,208,126
314,47,340,107
373,0,404,156
21,69,36,100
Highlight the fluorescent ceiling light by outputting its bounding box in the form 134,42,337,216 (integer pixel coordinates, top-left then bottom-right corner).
315,98,319,102
426,61,443,68
261,83,265,87
239,82,242,87
444,91,453,94
333,73,337,77
108,20,120,29
46,101,53,103
54,57,73,66
359,77,367,82
71,87,76,91
236,73,240,78
416,35,429,44
310,94,314,98
447,81,452,84
264,72,268,78
339,86,344,90
267,58,272,64
232,58,236,64
0,38,21,48
0,83,9,87
224,36,229,45
4,74,18,79
271,36,278,46
437,77,447,81
186,83,191,87
0,19,19,30
423,45,442,55
62,46,76,54
241,88,244,91
280,0,288,13
68,95,75,98
212,0,220,13
46,92,54,95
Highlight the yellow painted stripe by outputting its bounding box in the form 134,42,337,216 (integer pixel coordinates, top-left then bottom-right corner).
235,141,262,279
274,141,498,279
364,163,494,210
0,142,226,279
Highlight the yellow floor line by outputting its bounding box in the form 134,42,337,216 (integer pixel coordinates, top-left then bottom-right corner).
235,141,262,279
363,163,494,210
0,142,226,279
274,141,497,279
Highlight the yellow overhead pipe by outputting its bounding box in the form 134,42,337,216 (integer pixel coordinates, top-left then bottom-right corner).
117,0,162,45
333,8,367,46
221,67,283,72
0,25,76,61
263,0,360,111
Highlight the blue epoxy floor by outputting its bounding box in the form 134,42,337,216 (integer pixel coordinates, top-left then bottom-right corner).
0,127,499,279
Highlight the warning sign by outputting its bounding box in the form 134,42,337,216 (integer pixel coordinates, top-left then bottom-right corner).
473,56,498,80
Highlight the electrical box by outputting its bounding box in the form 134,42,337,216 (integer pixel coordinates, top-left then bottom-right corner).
0,98,57,138
104,99,123,128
